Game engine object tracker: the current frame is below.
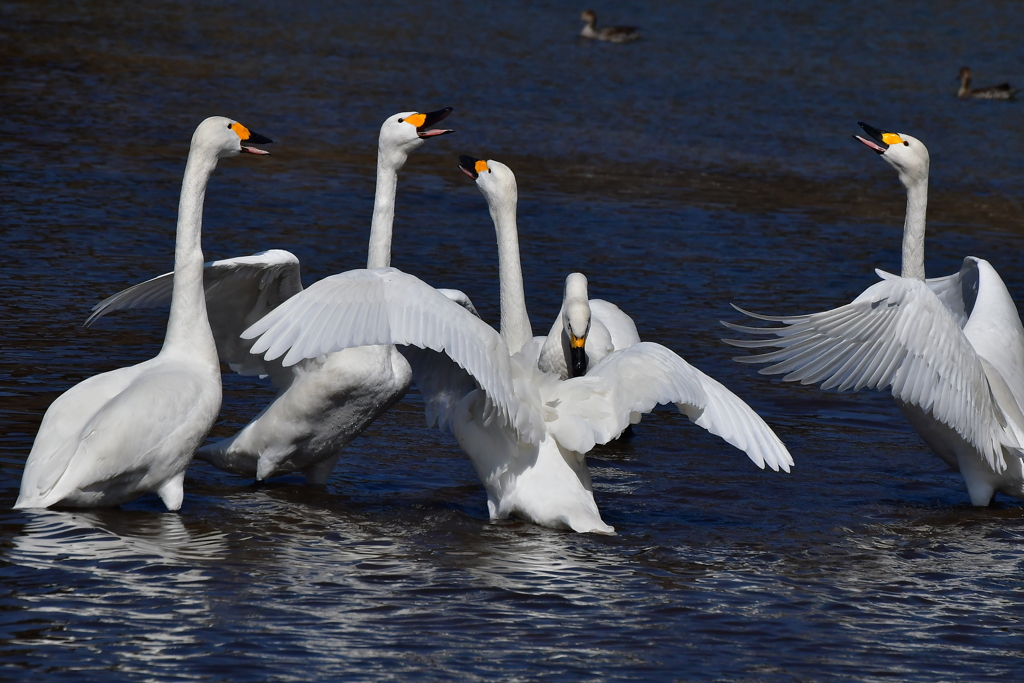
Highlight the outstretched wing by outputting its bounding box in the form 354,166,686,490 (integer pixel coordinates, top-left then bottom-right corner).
86,250,303,381
544,342,793,472
723,275,1014,472
243,267,544,442
400,288,482,431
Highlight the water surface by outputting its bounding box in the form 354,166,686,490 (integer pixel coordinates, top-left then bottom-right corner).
2,1,1024,680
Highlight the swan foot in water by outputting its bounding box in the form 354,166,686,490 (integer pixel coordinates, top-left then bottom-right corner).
302,452,342,486
156,472,185,512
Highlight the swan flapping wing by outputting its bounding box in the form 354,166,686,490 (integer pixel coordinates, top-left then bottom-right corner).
876,259,980,329
724,276,1014,472
86,250,303,380
544,342,793,471
242,267,544,442
399,288,482,431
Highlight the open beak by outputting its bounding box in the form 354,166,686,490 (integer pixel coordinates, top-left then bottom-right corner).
569,334,588,377
854,121,898,155
416,107,454,139
459,154,485,179
240,131,272,155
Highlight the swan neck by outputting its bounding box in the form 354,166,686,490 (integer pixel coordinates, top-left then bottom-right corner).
901,177,928,280
162,149,217,359
367,148,403,269
492,198,533,354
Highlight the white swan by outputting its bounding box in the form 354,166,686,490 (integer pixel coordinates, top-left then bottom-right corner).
15,116,272,510
240,156,792,533
725,122,1024,506
86,109,455,484
537,272,640,379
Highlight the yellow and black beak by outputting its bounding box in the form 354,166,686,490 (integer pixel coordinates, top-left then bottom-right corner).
459,155,489,179
405,107,454,139
569,333,588,378
854,121,902,155
231,121,273,155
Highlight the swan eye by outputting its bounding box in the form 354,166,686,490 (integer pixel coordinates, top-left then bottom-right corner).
397,118,404,123
903,141,910,147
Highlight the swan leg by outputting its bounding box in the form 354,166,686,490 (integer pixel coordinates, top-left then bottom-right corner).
156,472,186,511
962,471,996,506
302,452,342,486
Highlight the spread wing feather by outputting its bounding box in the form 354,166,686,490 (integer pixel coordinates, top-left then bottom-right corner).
724,276,1013,471
243,268,544,442
86,250,303,381
545,342,792,471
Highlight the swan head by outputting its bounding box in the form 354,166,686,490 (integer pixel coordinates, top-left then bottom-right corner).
192,116,272,158
562,273,592,377
378,108,453,168
854,122,929,186
581,9,596,24
458,155,519,217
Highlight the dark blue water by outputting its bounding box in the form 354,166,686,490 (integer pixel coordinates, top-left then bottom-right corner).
2,1,1024,680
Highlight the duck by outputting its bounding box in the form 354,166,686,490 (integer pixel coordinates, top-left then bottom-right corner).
957,67,1017,100
86,109,455,485
15,116,272,510
580,9,639,43
724,122,1024,506
240,155,792,533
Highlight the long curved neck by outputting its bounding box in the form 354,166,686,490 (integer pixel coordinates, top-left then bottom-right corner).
900,176,928,280
366,148,402,269
490,196,533,355
161,148,218,359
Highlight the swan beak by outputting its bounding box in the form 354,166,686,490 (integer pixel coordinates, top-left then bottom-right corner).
409,107,454,138
569,334,588,377
231,122,273,155
459,155,487,179
854,122,901,155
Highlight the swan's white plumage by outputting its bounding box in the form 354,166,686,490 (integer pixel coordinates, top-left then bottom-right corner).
88,249,302,382
537,291,640,379
727,275,1012,472
16,115,269,510
87,109,453,484
245,158,792,532
726,123,1024,505
244,267,544,443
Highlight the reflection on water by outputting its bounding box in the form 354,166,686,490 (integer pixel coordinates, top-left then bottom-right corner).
2,0,1024,679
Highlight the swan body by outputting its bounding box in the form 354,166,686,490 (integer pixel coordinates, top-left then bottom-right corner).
725,122,1024,505
538,272,640,379
16,116,271,510
580,9,639,43
241,157,792,533
957,67,1017,100
87,109,453,484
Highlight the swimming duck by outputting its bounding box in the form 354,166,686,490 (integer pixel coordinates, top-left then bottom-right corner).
957,67,1017,100
580,9,639,43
